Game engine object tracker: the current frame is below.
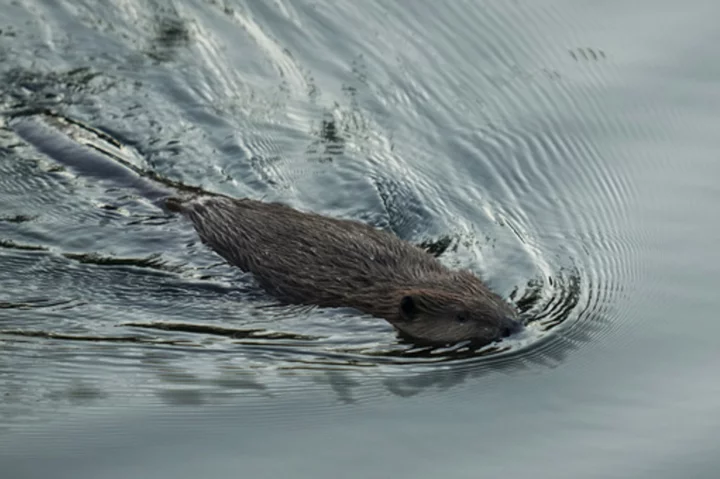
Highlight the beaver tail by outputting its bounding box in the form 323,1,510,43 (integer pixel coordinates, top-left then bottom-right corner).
9,110,190,212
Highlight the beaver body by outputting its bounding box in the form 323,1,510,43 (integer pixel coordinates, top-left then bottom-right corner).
167,195,522,346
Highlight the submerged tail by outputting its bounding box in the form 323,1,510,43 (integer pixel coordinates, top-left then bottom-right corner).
8,110,199,213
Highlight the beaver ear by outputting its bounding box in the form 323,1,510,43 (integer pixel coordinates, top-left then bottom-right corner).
400,295,417,320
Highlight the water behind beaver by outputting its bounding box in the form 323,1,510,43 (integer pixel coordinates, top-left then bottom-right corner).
1,1,719,478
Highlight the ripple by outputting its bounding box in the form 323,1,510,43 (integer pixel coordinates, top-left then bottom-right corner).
0,0,653,426
0,297,83,311
0,103,633,378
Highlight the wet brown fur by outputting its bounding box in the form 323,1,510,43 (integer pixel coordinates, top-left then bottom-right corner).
166,195,521,346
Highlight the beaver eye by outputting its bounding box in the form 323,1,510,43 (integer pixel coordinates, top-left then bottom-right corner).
456,313,469,323
400,295,417,320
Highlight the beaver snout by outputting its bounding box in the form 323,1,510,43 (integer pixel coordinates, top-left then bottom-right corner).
499,317,525,339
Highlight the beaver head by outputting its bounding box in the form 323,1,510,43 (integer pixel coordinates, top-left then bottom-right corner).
387,288,523,346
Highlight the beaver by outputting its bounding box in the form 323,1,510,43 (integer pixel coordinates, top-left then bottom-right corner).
165,195,523,346
10,111,523,347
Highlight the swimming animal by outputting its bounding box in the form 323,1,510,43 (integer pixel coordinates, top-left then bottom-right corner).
10,111,523,346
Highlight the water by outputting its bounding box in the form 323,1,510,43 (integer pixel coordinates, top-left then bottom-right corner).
1,0,719,477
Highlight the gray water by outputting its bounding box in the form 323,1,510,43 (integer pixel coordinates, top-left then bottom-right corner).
1,0,719,478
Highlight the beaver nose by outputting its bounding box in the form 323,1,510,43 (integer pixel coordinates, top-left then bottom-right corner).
501,318,524,338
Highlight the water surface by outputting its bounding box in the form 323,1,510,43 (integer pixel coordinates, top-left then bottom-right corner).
1,1,719,478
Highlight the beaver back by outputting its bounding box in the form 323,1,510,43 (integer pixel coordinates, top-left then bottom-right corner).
172,196,449,308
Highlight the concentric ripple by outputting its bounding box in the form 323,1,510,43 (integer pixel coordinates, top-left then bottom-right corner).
2,108,631,370
0,0,652,424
